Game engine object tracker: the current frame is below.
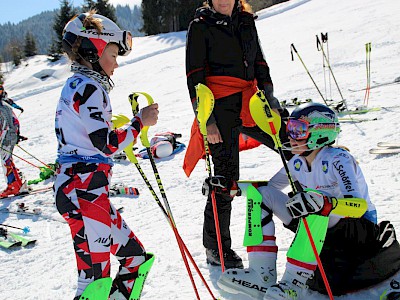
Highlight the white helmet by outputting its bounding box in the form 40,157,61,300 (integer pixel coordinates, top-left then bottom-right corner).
62,13,132,63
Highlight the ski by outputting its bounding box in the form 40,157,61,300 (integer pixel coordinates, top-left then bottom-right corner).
370,142,400,155
0,185,53,200
109,183,139,197
0,227,36,248
338,106,381,116
0,208,41,216
8,232,36,246
339,117,377,123
0,228,22,249
377,142,400,148
348,79,400,92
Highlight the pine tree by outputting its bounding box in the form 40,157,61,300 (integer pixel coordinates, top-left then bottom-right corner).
142,0,201,35
24,32,38,57
53,0,77,54
141,0,165,35
0,56,3,83
11,45,22,67
177,0,202,31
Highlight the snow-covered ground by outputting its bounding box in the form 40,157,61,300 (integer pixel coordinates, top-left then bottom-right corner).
0,0,399,299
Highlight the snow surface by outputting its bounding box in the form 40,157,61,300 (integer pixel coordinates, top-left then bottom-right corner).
1,0,399,299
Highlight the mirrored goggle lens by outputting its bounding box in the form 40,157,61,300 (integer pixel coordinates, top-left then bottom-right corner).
123,31,133,51
286,119,309,140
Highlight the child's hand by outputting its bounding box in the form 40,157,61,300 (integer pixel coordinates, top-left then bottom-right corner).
140,103,159,126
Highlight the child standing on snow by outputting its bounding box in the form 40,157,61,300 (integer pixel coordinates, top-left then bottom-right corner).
54,11,158,300
217,103,400,299
0,84,28,198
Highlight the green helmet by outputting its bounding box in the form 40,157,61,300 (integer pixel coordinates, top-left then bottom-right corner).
288,103,340,150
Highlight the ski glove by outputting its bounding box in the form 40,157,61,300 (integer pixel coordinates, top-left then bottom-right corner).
202,175,241,199
286,191,334,219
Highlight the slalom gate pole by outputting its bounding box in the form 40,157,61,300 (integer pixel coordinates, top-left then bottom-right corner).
127,92,214,300
249,90,334,300
316,35,348,111
130,158,216,299
290,43,328,105
196,84,225,273
363,42,372,107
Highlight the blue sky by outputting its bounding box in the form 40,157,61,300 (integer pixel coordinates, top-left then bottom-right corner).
0,0,140,25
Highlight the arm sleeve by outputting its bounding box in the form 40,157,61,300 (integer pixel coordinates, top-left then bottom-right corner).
186,21,216,125
268,166,291,190
77,83,142,157
331,154,364,198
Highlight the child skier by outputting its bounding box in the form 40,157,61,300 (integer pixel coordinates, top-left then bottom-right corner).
217,103,400,299
55,11,158,300
0,84,27,198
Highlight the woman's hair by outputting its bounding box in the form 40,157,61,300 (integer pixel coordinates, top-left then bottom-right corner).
65,10,103,62
203,0,253,13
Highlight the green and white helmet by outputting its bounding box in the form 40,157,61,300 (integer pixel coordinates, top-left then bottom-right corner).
287,103,340,150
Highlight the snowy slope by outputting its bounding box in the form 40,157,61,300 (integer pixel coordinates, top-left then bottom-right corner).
0,0,399,299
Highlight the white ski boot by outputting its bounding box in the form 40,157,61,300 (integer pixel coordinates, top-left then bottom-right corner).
218,253,277,299
264,267,313,300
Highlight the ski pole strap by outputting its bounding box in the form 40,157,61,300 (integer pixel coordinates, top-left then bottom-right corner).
321,32,328,43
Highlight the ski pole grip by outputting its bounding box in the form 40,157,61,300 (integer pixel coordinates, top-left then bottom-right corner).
290,43,297,53
316,35,321,51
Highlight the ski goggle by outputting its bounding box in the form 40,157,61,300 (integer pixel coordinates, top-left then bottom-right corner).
286,119,338,140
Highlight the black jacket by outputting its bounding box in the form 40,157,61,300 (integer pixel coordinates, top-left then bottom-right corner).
186,6,273,105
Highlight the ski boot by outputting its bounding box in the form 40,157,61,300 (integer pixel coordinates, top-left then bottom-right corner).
264,267,313,300
218,254,276,299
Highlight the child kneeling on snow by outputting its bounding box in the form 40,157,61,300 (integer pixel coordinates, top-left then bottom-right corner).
217,103,400,300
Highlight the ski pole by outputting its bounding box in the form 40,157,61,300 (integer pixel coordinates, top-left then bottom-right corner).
195,83,225,272
249,90,334,300
0,145,43,170
363,42,372,107
124,150,217,299
127,93,203,300
16,144,55,171
0,224,30,234
316,35,348,111
290,43,328,106
318,32,333,101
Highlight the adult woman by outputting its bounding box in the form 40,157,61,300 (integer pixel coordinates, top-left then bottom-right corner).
218,103,400,299
184,0,292,269
55,12,158,299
